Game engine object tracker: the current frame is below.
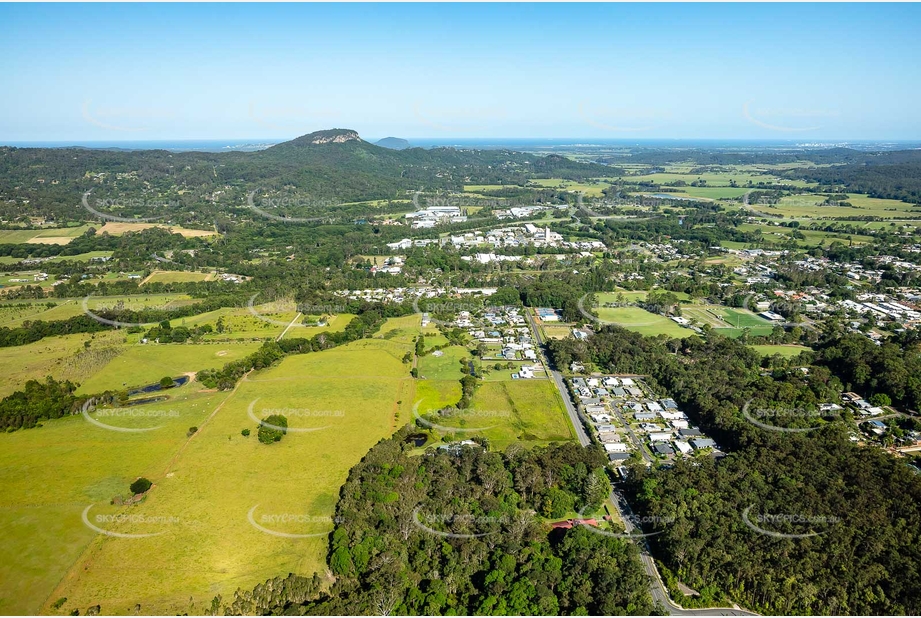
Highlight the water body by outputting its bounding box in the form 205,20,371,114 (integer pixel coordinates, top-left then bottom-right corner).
127,375,189,396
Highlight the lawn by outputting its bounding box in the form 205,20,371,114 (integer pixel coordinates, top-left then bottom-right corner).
593,306,690,338
528,178,609,197
0,225,93,245
22,339,411,615
750,344,812,358
96,222,218,238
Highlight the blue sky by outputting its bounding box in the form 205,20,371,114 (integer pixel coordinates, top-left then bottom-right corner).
1,3,919,141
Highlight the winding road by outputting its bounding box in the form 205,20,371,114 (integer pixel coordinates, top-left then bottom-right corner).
525,310,758,616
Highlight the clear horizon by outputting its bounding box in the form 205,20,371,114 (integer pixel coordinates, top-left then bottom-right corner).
2,3,920,141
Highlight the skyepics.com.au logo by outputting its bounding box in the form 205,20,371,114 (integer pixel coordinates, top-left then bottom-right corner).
576,293,662,329
742,99,837,133
741,293,798,328
246,190,339,224
82,504,179,539
246,399,340,433
740,399,830,433
81,190,173,223
246,292,345,329
411,192,508,210
412,400,510,434
81,400,178,433
410,508,514,539
82,293,180,328
742,504,840,539
246,505,342,538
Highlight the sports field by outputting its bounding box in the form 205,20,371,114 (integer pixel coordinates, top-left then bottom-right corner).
749,344,812,358
593,306,690,338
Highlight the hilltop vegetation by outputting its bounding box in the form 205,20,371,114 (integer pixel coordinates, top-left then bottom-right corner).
211,428,654,616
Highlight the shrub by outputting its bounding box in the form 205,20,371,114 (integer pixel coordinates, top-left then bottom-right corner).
129,477,152,495
257,415,288,444
241,428,250,437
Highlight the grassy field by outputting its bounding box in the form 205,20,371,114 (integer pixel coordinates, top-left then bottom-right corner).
767,194,921,220
458,380,573,449
75,343,262,395
736,223,875,247
0,386,234,616
142,270,214,285
2,336,412,616
528,178,609,197
595,290,691,304
0,330,127,398
750,344,812,358
96,222,218,238
593,306,690,338
0,225,93,245
0,250,114,265
417,345,468,381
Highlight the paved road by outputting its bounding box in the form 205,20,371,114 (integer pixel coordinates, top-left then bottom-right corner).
526,309,757,616
525,310,590,446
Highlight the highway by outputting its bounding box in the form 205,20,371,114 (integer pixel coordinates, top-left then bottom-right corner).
525,309,758,616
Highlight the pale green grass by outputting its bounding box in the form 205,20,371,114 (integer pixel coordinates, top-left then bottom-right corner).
0,330,127,398
593,306,690,338
75,343,262,395
417,345,468,381
451,381,573,450
0,386,231,615
750,344,812,358
142,270,213,285
31,341,411,615
528,178,608,197
770,194,921,220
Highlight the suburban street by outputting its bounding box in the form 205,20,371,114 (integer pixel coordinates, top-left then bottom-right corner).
526,309,758,617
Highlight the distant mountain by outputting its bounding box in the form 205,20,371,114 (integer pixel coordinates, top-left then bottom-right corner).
375,137,411,150
0,128,615,221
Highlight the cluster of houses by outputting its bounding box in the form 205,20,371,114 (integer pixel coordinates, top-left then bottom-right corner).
405,205,467,229
369,256,404,275
453,308,543,378
571,375,718,463
334,286,498,304
494,205,553,219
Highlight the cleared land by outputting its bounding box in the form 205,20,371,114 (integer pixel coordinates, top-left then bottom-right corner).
96,222,218,238
0,225,93,245
593,306,690,338
3,337,412,616
142,270,214,285
766,194,921,220
750,344,812,358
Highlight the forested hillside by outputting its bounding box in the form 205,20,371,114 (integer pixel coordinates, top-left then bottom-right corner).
211,429,656,616
548,328,921,615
